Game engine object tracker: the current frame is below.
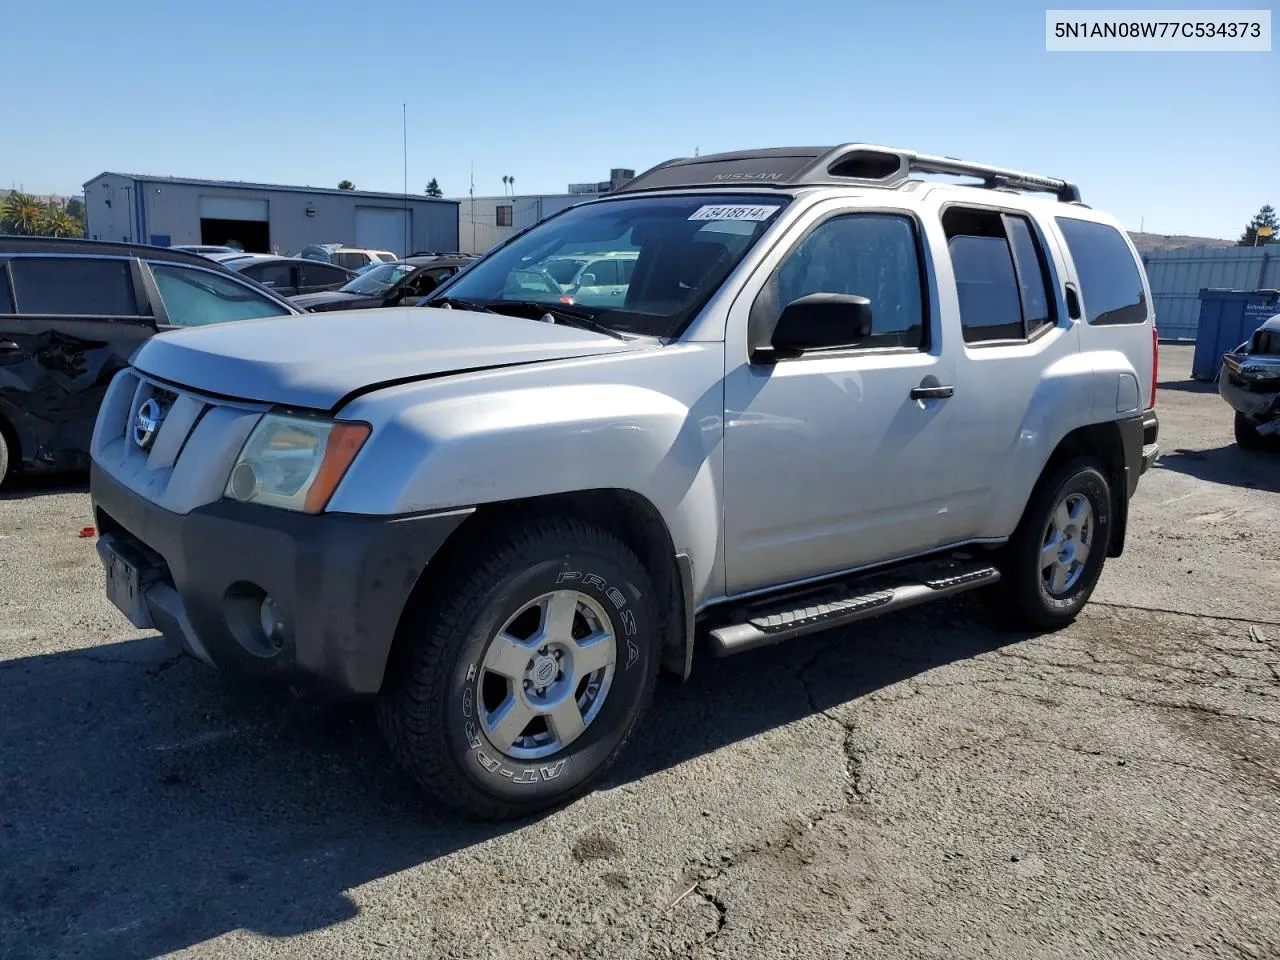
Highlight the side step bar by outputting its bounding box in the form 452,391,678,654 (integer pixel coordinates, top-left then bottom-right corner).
708,557,1000,657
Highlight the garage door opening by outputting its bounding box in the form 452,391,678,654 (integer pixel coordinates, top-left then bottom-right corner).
200,218,269,253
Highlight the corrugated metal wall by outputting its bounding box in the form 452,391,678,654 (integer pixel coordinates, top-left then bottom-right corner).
1141,246,1278,340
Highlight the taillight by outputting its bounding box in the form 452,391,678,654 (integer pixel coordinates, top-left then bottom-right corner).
1149,325,1159,409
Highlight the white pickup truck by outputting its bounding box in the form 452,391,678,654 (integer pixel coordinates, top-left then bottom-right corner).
90,144,1160,818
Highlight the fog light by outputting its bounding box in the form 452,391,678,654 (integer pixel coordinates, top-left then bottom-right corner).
259,596,285,650
228,462,259,502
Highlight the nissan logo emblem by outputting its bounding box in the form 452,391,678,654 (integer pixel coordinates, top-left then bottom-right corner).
134,398,164,451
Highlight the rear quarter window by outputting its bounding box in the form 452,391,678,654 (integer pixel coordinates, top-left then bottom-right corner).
1056,218,1148,325
0,267,13,313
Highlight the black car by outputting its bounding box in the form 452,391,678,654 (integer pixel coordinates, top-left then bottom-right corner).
0,237,302,486
221,254,358,298
290,255,475,313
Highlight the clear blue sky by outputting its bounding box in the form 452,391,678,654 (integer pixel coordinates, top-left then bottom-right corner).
3,0,1275,239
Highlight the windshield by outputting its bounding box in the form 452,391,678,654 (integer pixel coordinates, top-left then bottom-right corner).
340,262,413,295
427,194,789,338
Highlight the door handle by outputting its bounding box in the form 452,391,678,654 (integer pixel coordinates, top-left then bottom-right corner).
0,340,19,353
910,384,954,400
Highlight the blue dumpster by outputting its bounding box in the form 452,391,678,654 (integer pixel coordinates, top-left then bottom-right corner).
1191,288,1280,380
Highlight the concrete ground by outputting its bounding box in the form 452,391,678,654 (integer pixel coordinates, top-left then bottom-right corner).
1,345,1277,960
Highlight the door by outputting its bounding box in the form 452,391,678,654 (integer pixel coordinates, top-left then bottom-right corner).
936,205,1079,540
0,255,156,468
355,207,409,258
722,206,961,596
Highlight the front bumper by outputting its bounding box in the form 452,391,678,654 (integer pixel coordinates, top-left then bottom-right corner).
90,464,471,696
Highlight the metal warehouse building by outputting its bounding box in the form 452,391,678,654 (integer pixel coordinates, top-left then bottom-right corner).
83,173,460,258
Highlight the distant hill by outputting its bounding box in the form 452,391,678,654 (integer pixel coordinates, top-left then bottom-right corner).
1128,232,1236,253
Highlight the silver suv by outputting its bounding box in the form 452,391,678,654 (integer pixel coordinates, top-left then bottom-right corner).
89,144,1160,819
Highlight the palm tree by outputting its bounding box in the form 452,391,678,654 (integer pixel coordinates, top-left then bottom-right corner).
40,202,83,238
2,191,43,235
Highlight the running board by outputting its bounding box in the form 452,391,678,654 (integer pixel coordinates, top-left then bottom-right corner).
708,557,1000,657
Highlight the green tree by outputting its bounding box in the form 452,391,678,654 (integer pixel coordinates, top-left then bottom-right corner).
65,197,85,221
39,201,83,238
425,178,443,197
2,191,43,235
1239,204,1278,245
338,180,355,190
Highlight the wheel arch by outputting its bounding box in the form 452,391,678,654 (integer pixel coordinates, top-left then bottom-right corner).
1027,420,1129,557
384,488,694,692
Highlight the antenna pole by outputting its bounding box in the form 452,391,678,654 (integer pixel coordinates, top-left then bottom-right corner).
402,102,409,257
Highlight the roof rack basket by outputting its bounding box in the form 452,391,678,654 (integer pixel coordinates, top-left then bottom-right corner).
616,144,1082,203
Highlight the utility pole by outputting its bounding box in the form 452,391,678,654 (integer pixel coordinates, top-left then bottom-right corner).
470,159,475,254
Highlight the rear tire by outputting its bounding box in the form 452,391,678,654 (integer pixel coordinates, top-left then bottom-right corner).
376,515,660,820
0,427,11,490
987,457,1112,631
1234,412,1267,451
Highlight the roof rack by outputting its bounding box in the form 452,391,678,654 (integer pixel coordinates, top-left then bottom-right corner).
614,144,1082,204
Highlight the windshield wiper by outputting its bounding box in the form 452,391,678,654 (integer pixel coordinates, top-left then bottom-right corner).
489,300,629,340
429,296,501,314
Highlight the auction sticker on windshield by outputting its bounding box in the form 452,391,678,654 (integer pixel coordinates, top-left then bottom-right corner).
687,204,780,222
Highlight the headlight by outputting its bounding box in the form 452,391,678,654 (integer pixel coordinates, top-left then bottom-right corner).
225,414,370,513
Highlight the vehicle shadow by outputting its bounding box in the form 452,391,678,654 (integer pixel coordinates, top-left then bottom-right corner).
1157,442,1280,493
0,598,1019,958
0,470,89,500
1156,377,1217,394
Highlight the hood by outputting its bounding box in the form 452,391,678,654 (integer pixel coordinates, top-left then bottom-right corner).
132,307,638,411
289,290,377,311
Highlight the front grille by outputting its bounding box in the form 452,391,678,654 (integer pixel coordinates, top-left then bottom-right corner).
91,369,268,516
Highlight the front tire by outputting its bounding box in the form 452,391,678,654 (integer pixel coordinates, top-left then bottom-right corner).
988,458,1112,631
376,516,660,820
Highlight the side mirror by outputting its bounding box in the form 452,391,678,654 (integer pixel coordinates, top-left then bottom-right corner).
765,293,873,358
578,272,597,287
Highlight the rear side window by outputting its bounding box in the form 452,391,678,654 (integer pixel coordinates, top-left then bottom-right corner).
944,208,1055,343
0,268,12,313
298,263,348,286
1056,218,1147,325
10,257,139,316
251,263,294,290
149,264,290,327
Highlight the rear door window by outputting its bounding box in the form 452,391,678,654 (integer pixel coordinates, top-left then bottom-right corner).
149,263,291,327
251,262,294,291
10,257,140,316
298,263,349,287
0,268,13,313
1055,217,1148,325
943,207,1056,343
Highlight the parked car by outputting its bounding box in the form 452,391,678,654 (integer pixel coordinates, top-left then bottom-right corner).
170,244,240,258
220,255,358,298
538,251,639,307
1219,314,1280,449
290,255,474,312
298,244,398,271
89,143,1159,819
0,237,302,486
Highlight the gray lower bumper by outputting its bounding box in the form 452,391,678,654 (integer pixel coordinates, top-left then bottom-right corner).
90,463,472,696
